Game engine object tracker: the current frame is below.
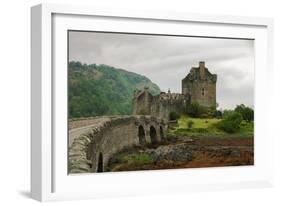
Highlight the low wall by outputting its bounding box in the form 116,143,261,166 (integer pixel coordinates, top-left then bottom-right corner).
68,115,167,173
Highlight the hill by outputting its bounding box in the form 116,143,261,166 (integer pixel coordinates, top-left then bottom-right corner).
68,61,161,118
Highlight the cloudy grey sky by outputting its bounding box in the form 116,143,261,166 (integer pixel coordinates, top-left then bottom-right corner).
69,31,254,110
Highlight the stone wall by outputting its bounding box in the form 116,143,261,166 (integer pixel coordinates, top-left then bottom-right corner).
69,116,111,130
133,88,153,115
133,91,188,120
150,93,187,120
68,115,167,173
185,80,216,107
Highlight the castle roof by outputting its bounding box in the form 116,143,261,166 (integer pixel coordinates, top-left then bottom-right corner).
182,66,217,83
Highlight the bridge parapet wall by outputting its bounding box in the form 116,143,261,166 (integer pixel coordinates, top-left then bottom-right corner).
69,115,167,173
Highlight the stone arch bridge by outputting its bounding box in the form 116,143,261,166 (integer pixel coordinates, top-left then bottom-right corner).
68,115,167,173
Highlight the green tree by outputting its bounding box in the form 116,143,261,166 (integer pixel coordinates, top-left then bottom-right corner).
222,109,235,119
68,61,161,118
213,110,222,118
234,104,254,121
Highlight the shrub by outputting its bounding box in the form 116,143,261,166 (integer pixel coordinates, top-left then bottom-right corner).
213,110,222,118
240,120,247,126
169,111,180,121
186,102,208,118
187,102,200,117
217,112,243,133
222,109,235,119
234,104,254,121
187,120,194,128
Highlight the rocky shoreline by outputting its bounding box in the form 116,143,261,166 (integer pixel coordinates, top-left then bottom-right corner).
106,136,254,172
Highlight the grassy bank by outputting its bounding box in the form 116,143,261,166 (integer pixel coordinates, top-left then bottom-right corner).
168,115,253,137
106,151,154,171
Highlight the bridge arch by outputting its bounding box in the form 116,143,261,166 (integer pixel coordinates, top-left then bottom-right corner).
97,152,103,173
150,126,158,144
138,125,146,145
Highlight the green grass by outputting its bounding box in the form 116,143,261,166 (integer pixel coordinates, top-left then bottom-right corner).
178,116,221,129
107,152,154,171
130,153,153,165
168,115,253,137
117,153,153,165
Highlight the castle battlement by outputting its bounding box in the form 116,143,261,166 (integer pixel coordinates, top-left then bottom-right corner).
159,92,186,101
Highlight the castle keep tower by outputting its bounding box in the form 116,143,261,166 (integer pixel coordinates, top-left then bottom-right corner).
182,62,217,107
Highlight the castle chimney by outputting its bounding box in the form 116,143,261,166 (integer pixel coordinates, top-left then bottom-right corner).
199,61,205,80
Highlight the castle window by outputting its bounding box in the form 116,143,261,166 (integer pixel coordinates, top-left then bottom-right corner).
202,88,205,96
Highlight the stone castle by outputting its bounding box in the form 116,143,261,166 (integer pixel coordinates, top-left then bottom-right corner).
133,62,217,120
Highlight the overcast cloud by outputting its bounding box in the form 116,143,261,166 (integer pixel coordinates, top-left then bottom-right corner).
69,31,254,110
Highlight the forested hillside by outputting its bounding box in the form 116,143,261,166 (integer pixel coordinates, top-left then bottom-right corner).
68,61,161,118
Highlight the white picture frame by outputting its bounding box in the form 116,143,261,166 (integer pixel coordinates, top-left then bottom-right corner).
31,3,274,202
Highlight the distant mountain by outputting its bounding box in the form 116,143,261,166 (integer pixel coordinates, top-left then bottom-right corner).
68,61,161,118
